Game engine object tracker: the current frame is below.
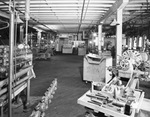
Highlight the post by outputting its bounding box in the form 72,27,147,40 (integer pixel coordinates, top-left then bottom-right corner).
9,5,15,117
116,9,123,64
20,25,24,43
25,0,30,106
25,0,30,44
25,21,28,44
37,31,42,45
98,25,102,55
27,77,30,103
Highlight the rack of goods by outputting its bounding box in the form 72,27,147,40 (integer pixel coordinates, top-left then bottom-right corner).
34,41,53,60
0,44,35,116
62,44,73,54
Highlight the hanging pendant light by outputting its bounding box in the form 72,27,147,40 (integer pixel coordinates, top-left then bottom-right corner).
110,19,119,26
15,15,23,24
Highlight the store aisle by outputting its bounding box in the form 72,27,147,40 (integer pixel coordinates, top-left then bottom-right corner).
30,54,150,117
4,54,150,117
31,55,91,117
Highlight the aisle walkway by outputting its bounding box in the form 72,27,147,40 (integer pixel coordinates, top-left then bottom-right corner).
30,55,150,117
4,54,150,117
31,54,90,117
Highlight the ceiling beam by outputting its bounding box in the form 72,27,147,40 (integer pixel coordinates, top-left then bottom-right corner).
15,7,109,10
29,0,115,4
0,3,56,32
0,10,9,18
99,0,129,23
30,9,105,14
30,12,102,15
9,4,112,7
13,0,115,3
27,7,109,10
37,22,98,25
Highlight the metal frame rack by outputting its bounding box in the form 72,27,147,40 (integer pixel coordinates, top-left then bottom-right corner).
0,0,34,117
0,45,36,117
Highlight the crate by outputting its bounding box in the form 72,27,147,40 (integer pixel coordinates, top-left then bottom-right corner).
83,54,112,83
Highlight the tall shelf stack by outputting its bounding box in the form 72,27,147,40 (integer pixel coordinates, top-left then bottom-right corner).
0,45,35,116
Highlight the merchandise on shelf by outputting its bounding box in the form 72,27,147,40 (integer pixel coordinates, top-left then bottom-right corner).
0,44,35,117
0,44,33,80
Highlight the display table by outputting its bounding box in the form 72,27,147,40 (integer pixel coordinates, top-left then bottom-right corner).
77,90,144,117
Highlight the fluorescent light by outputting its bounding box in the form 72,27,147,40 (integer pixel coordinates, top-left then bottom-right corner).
93,32,97,37
18,44,24,49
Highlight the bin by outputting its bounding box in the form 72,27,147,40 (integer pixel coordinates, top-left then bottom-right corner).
83,53,112,83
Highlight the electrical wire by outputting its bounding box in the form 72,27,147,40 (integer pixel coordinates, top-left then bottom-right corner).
0,19,9,30
83,0,90,22
0,39,6,45
0,0,54,32
77,0,86,36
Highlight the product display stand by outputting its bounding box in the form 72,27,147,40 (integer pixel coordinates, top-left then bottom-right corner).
78,49,150,117
78,79,144,117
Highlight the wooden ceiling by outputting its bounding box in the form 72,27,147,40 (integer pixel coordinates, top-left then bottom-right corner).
0,0,150,35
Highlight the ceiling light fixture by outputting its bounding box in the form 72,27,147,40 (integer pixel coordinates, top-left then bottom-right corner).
110,19,119,26
15,15,24,24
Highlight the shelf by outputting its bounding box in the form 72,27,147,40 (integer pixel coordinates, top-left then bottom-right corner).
0,66,34,88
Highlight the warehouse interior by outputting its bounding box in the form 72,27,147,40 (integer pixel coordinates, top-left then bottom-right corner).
0,0,150,117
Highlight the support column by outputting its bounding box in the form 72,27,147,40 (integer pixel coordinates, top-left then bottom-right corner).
25,0,30,44
27,77,30,105
25,0,30,108
98,25,102,55
116,9,123,64
83,31,85,39
20,25,24,43
47,32,50,43
9,7,15,117
37,31,42,44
